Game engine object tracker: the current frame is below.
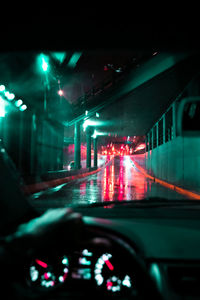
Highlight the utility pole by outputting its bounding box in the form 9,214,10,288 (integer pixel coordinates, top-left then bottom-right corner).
74,121,81,169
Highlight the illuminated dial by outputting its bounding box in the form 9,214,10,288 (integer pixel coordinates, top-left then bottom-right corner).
94,253,132,293
106,275,132,293
28,256,69,289
106,276,122,292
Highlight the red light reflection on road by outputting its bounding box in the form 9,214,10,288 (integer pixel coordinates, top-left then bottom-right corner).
102,161,115,201
101,155,149,203
117,156,148,201
118,156,124,201
80,181,87,196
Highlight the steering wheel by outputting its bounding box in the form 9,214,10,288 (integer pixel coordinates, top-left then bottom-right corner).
83,225,163,300
0,211,162,300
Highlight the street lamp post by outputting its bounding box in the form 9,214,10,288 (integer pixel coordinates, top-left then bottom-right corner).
74,121,81,169
93,136,98,168
39,54,49,112
86,126,92,168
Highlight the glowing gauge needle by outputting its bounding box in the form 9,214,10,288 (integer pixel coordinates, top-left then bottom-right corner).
104,259,114,271
35,259,48,269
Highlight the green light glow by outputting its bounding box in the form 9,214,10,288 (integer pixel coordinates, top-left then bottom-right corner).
79,257,91,266
150,263,162,289
42,57,48,72
68,52,82,68
19,104,27,111
83,119,99,131
51,52,66,64
62,257,69,265
4,91,10,98
59,276,64,283
0,85,5,92
37,54,49,73
4,91,15,100
15,99,23,107
78,268,91,280
7,93,15,100
92,130,107,138
92,129,97,139
122,275,131,288
82,249,93,256
0,96,6,117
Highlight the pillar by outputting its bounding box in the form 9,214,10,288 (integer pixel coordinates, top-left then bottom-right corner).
86,127,92,168
93,136,98,168
74,121,81,169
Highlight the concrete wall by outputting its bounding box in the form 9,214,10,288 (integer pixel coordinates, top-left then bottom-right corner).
146,136,200,193
1,110,65,177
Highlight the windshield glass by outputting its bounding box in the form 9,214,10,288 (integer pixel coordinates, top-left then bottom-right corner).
1,50,200,214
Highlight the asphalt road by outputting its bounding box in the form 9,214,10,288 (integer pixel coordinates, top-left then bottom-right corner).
29,156,187,213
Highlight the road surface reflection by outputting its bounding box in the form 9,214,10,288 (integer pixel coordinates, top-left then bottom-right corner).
30,155,187,212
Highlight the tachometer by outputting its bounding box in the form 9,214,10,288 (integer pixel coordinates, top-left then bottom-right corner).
28,255,69,289
94,253,132,294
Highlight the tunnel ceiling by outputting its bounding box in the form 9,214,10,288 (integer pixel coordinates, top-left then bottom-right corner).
0,51,199,137
97,53,200,136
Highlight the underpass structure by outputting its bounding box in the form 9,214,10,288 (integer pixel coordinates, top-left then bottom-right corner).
0,51,200,208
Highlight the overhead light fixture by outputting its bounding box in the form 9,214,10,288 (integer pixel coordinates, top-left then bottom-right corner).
0,83,27,112
37,53,50,73
15,99,23,107
0,85,5,92
0,96,6,117
51,52,66,64
92,130,107,138
68,52,82,68
7,93,15,100
83,119,98,131
58,89,64,96
42,57,48,72
19,104,27,111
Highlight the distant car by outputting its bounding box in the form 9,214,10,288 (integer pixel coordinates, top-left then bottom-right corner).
67,161,75,170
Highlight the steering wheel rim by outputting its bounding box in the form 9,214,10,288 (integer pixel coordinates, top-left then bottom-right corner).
83,225,163,300
0,220,163,300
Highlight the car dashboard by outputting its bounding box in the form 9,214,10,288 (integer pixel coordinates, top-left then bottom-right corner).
14,225,143,300
8,208,200,300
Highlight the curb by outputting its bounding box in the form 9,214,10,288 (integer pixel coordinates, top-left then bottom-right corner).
130,157,200,200
23,159,112,195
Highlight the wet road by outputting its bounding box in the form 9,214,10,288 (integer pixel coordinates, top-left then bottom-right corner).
30,156,187,212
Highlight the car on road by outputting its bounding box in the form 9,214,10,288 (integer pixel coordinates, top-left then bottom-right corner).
67,161,75,171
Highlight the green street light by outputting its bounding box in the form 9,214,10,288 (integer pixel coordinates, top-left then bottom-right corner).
15,99,23,107
0,96,6,117
8,93,15,100
0,85,5,92
4,91,15,101
42,57,48,72
19,104,27,111
37,54,49,73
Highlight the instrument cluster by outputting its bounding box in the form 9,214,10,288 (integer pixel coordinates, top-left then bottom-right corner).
26,246,136,297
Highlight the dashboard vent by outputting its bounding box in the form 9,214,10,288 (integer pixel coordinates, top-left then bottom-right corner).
167,265,200,296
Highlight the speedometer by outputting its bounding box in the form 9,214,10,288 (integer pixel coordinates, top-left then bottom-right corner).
28,255,69,290
94,253,132,294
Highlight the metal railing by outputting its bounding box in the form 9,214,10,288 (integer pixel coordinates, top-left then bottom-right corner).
146,72,200,151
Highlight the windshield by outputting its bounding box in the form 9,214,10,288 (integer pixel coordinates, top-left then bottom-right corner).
1,50,200,214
